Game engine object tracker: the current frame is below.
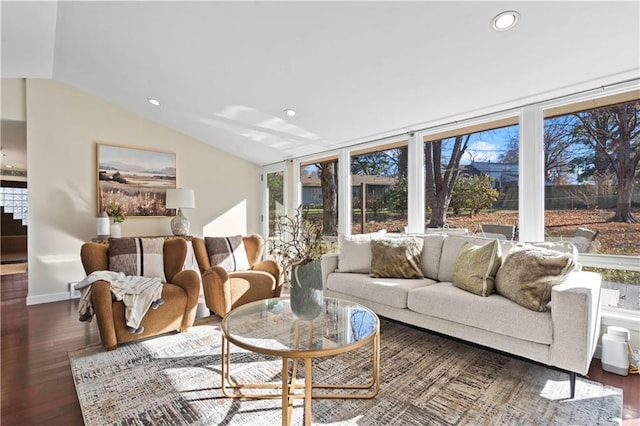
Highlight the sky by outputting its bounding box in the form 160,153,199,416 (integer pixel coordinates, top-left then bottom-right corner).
454,125,517,166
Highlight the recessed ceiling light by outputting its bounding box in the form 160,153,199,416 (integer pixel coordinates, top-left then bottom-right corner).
5,164,13,168
147,98,160,106
284,109,296,117
492,11,519,31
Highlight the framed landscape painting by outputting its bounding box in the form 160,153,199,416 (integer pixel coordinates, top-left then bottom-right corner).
97,143,176,217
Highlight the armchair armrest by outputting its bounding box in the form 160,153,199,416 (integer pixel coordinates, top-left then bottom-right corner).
170,269,201,330
321,253,339,290
201,266,232,317
549,271,602,375
252,259,283,296
251,258,281,279
171,269,201,296
91,280,118,351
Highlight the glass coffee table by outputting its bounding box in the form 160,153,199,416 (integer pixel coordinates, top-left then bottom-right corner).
220,297,380,426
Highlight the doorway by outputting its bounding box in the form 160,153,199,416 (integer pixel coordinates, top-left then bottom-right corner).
1,119,28,301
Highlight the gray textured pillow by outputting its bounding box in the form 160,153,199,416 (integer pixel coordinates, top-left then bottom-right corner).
370,237,424,279
495,245,578,311
421,234,447,280
453,240,502,297
109,237,166,280
205,236,251,272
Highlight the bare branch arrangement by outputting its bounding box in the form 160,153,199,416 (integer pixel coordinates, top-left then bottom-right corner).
269,205,334,286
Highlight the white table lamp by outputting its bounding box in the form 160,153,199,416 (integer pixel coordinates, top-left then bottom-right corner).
166,188,195,236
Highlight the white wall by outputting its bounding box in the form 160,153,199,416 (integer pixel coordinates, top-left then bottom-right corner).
6,78,261,304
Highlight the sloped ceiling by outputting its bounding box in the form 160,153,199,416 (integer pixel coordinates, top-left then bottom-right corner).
2,1,639,166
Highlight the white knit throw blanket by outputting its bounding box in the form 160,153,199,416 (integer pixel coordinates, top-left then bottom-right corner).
76,271,163,329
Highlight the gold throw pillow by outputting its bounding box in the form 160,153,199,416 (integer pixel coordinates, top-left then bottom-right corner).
370,237,424,279
495,245,578,311
452,240,502,297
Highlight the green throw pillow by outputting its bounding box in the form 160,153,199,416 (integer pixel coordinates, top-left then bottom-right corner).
495,245,578,311
452,240,502,297
370,237,424,279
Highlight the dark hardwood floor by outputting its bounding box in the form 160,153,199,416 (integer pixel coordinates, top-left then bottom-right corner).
2,295,639,425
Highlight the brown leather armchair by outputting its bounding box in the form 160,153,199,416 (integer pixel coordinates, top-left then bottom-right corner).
80,238,200,351
192,234,283,317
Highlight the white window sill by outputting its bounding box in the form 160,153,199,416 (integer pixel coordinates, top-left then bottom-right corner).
601,307,640,332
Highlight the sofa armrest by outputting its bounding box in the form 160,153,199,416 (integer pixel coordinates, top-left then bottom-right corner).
321,253,339,290
549,271,602,375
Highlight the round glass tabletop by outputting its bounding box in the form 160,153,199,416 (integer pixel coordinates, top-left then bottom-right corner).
221,297,379,358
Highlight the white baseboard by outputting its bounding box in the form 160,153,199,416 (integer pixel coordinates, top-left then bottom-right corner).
69,281,81,299
26,292,72,305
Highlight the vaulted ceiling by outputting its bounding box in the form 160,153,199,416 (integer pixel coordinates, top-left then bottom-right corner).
2,1,639,166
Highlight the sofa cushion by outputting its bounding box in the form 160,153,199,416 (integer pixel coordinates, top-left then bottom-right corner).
370,237,424,279
453,240,502,296
337,231,386,273
407,282,553,345
205,236,251,272
109,237,166,280
421,234,447,280
326,272,436,309
495,244,578,311
438,235,497,282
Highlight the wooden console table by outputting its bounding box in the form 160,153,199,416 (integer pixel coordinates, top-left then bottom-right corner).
91,235,194,243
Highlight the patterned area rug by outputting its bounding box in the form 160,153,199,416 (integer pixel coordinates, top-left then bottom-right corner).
69,317,622,425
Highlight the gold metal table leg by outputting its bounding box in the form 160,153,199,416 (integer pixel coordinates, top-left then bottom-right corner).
304,357,312,426
221,325,381,423
282,357,291,426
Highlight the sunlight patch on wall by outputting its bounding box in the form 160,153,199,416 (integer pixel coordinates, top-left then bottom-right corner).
202,200,248,236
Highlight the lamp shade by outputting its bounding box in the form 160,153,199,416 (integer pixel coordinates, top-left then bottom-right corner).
166,188,195,209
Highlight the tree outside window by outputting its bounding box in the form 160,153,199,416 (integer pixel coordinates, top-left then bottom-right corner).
543,99,640,311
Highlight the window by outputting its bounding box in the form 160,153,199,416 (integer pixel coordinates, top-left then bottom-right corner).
423,121,519,236
300,158,338,236
265,83,639,322
310,188,322,202
0,186,28,226
266,171,284,237
543,98,640,313
350,144,408,234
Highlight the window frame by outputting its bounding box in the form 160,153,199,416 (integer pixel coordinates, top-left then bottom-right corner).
261,162,288,252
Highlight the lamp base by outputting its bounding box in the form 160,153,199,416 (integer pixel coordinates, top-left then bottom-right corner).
170,208,190,236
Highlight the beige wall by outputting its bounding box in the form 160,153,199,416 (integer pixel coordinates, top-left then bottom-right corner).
4,78,261,303
1,78,26,121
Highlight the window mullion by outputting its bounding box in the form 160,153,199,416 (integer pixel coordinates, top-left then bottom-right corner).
407,133,424,233
338,148,351,235
291,159,301,212
519,105,545,242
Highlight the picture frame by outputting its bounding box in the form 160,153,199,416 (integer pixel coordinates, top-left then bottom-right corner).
96,143,176,217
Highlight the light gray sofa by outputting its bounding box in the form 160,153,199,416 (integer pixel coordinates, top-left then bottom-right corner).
321,233,602,398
